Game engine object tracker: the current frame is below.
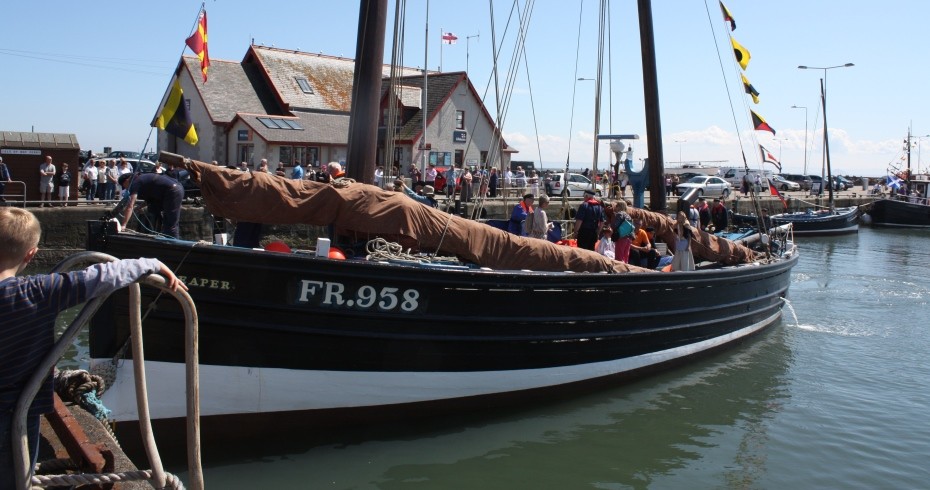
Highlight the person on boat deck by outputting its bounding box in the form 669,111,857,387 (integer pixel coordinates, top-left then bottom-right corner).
697,197,711,230
711,198,728,231
573,189,605,250
291,161,304,180
509,193,535,235
424,163,437,188
0,207,186,490
397,180,438,208
688,203,700,228
671,211,696,271
629,221,660,269
327,162,346,182
118,172,184,239
239,161,251,173
610,200,634,263
525,194,552,240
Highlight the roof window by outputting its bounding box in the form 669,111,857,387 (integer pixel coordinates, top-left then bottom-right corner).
296,77,314,94
257,117,303,130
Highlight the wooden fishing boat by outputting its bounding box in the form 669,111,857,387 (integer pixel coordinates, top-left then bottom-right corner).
85,0,798,428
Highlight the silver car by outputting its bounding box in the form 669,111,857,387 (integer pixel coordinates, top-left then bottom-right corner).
771,174,801,191
546,172,601,197
675,176,732,198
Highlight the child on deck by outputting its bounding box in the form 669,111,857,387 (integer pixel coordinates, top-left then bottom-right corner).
0,207,186,488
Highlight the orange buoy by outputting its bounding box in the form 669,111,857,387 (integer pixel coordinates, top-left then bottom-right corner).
264,241,292,253
328,247,346,260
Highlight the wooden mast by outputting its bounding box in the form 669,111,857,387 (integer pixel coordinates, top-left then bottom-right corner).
636,0,666,212
346,0,388,184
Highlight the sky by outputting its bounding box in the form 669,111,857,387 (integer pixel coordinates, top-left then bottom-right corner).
2,0,928,178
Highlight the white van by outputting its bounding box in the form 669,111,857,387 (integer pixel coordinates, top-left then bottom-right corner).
719,167,772,188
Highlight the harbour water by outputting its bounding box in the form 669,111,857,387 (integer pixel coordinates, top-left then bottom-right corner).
59,226,930,488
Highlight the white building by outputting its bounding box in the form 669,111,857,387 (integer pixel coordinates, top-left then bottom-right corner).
155,45,514,177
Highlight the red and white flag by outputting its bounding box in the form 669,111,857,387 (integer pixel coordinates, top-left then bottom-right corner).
442,32,458,45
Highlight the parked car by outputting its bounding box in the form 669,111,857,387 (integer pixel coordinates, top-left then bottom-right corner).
771,174,801,191
546,172,601,197
675,175,732,198
808,174,825,192
781,173,812,191
833,175,853,191
107,150,142,159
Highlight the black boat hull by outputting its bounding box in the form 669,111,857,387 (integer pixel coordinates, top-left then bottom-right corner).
770,207,859,236
868,198,930,228
85,222,797,422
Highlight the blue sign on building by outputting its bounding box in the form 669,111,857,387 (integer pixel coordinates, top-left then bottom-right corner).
453,130,467,143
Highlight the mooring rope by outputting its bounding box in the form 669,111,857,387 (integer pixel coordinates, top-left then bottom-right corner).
31,469,185,489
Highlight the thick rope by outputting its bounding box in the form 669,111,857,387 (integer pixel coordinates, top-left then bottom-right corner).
365,238,460,265
31,470,185,489
53,369,111,420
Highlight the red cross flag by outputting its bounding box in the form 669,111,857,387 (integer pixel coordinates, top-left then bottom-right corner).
442,32,458,45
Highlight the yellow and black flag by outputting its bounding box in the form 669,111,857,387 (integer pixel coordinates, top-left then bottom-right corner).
155,79,199,145
751,110,775,135
731,37,750,70
741,73,760,104
720,1,736,31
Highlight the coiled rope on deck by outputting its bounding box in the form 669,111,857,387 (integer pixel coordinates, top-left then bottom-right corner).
366,238,421,262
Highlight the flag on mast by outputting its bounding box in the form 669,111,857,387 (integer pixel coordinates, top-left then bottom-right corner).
751,110,775,135
186,10,210,82
442,32,458,45
719,1,736,31
741,73,760,104
770,182,788,209
730,37,750,70
759,144,781,171
155,79,199,145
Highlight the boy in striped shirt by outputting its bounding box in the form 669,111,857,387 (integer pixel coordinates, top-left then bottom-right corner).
0,207,186,487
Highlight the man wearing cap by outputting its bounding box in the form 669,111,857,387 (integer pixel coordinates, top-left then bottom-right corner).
509,193,535,235
118,172,184,238
397,180,438,208
573,189,605,250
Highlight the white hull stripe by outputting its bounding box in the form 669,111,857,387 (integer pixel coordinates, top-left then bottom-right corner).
92,312,780,421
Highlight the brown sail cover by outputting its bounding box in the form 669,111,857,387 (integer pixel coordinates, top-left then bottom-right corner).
627,209,756,265
170,155,752,272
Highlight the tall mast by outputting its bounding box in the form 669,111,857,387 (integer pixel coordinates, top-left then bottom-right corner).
636,0,666,212
421,0,430,174
346,0,387,183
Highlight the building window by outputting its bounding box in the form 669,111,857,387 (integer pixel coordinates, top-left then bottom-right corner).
258,117,303,130
296,77,314,94
455,110,465,130
279,146,293,165
480,151,488,165
308,147,320,168
237,144,254,165
454,150,464,166
429,151,452,166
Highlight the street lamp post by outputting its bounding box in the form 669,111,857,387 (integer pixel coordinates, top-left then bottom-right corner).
798,63,853,204
775,137,788,163
791,105,808,174
674,139,686,165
